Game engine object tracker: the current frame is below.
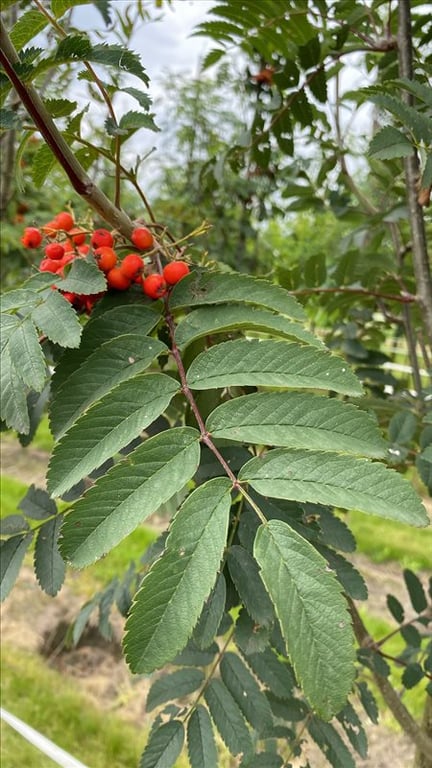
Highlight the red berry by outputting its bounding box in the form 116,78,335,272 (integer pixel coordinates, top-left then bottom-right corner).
39,257,60,273
131,227,154,250
78,244,90,255
142,274,167,299
120,253,144,279
106,267,131,290
94,246,118,273
21,227,43,248
54,211,74,231
69,227,87,245
163,260,190,285
41,220,59,238
61,291,77,304
44,243,65,260
91,228,114,248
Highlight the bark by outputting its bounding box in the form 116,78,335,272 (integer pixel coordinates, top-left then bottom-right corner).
349,599,432,761
0,18,134,240
398,0,432,346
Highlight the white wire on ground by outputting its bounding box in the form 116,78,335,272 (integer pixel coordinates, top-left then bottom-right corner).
1,707,90,768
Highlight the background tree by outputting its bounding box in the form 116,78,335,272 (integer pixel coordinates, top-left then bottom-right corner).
1,2,431,768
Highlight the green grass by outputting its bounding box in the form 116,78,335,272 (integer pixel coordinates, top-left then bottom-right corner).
32,414,54,452
0,475,29,518
75,524,158,594
348,510,432,570
1,644,143,768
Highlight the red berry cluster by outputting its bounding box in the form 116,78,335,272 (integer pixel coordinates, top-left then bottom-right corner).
20,215,191,314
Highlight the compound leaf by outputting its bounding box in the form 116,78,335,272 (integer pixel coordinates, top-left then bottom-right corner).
60,427,200,567
188,340,363,397
47,373,180,498
254,519,356,719
124,478,232,673
207,392,385,457
240,448,429,526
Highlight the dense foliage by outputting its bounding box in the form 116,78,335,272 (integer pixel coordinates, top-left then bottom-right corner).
1,2,431,767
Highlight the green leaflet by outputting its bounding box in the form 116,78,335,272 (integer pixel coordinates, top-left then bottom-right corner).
207,392,385,457
147,669,205,712
193,575,227,649
50,335,166,439
32,143,57,188
1,534,33,602
369,126,414,160
51,303,160,395
220,652,274,734
227,546,274,627
241,647,295,700
175,304,322,349
239,448,429,526
47,373,180,498
59,427,200,567
187,339,363,397
10,10,48,49
0,346,30,433
140,720,184,768
308,717,356,768
254,519,356,719
54,258,107,295
204,678,252,759
124,478,232,673
34,515,65,596
169,271,305,321
7,316,46,392
187,705,218,768
31,289,82,347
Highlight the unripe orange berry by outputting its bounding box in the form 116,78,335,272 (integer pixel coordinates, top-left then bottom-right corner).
131,226,153,250
54,211,74,231
44,243,65,260
142,274,167,299
94,246,118,273
91,228,114,248
106,267,131,290
163,260,190,285
21,227,43,248
120,253,144,279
